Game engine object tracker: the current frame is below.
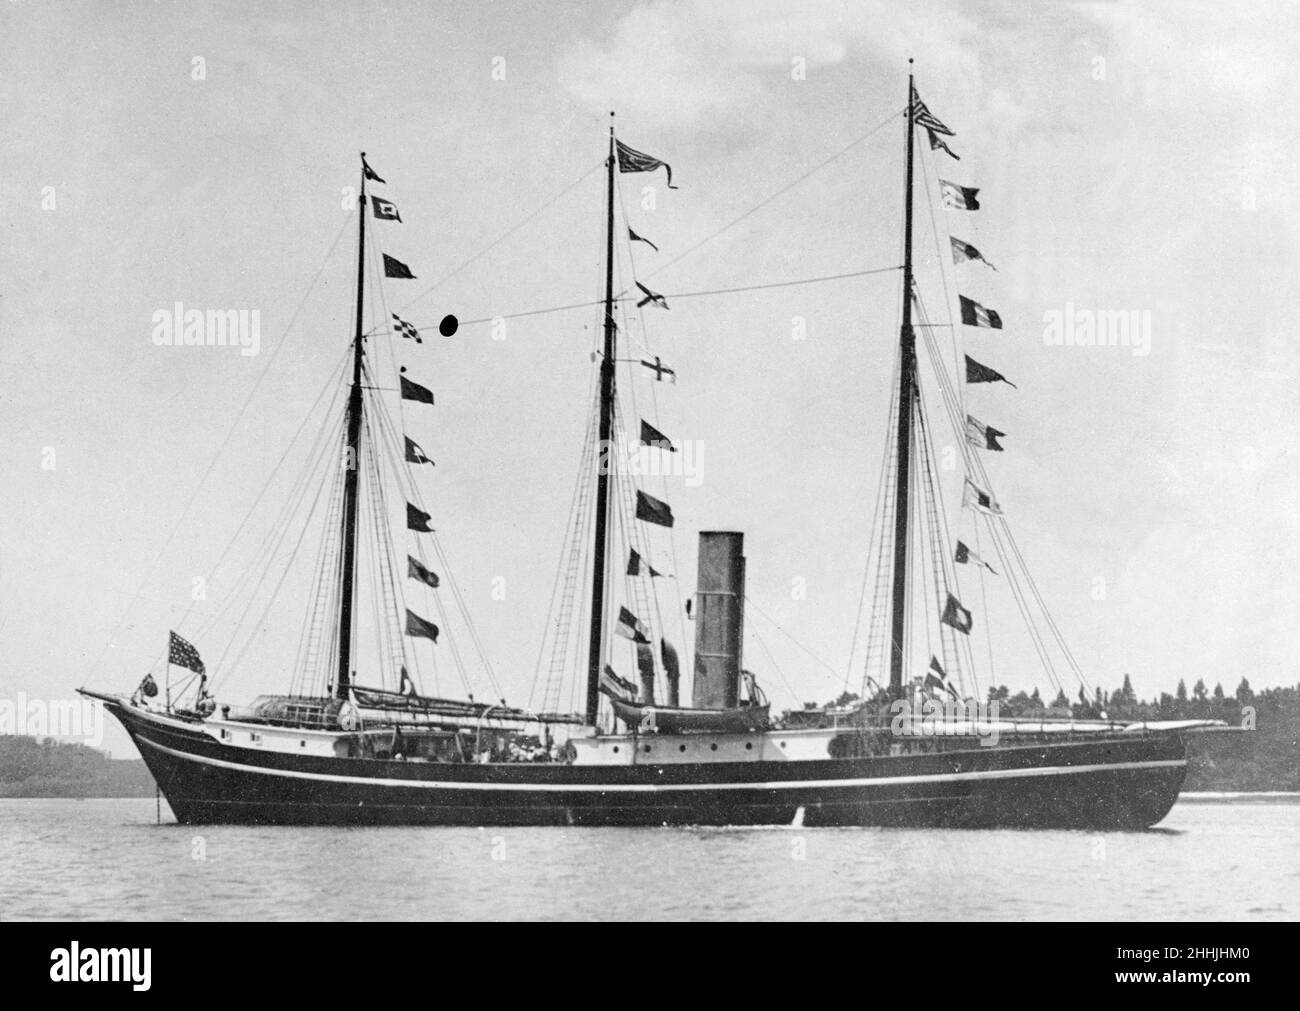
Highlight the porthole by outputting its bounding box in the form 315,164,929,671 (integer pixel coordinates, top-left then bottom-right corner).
745,742,753,750
679,744,687,752
710,743,718,751
644,744,652,753
780,741,786,749
612,746,620,754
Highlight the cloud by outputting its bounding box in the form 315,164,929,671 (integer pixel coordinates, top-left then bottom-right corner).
557,3,771,130
556,0,979,131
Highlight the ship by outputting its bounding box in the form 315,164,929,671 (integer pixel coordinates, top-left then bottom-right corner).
82,71,1223,828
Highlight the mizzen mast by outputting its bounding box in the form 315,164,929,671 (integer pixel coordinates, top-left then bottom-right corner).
584,115,618,725
335,152,369,699
887,67,918,698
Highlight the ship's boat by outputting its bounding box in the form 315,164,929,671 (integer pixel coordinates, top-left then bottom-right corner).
608,699,770,735
83,73,1228,828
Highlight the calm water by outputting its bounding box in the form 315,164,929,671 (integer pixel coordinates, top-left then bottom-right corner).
0,797,1295,920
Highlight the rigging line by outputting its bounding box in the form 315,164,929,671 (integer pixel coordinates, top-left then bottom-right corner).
371,249,447,698
398,160,604,313
527,277,603,712
204,408,348,690
912,280,1082,694
914,450,934,690
847,299,904,694
217,437,338,684
743,596,841,684
630,321,691,670
608,204,676,706
527,377,599,711
919,311,1075,694
927,397,1061,691
183,348,351,637
291,455,345,697
368,250,489,701
374,411,457,698
914,377,978,695
364,247,420,691
360,395,405,687
915,313,1046,694
981,513,1058,687
918,140,967,418
747,621,805,710
995,514,1092,691
913,293,983,696
195,400,348,653
626,266,903,302
87,211,354,685
972,512,997,690
643,108,906,283
370,369,503,701
860,305,905,696
366,375,469,697
420,265,904,330
221,407,348,690
612,196,676,695
288,410,345,697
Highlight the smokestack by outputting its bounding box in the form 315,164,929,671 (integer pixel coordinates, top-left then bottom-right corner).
692,532,745,709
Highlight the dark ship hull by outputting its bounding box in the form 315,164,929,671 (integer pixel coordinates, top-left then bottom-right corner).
99,696,1187,829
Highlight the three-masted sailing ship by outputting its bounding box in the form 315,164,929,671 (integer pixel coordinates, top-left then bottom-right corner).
84,74,1220,828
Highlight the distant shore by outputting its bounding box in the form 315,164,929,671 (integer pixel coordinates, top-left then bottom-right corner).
0,737,154,798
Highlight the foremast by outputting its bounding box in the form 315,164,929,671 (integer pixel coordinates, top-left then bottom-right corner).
887,68,917,698
335,153,369,699
584,115,618,725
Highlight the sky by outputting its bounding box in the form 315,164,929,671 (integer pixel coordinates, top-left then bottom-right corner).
2,0,1297,757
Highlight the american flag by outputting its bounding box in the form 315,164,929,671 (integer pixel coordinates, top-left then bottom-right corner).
616,139,679,188
168,631,205,675
911,86,954,135
392,313,422,343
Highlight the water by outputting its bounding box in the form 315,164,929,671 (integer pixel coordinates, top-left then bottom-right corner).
1,797,1295,920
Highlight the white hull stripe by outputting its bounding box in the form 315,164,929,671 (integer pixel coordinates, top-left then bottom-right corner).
140,738,1184,794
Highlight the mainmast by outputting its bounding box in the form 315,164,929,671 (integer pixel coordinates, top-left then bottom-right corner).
887,68,917,697
335,153,368,699
584,114,618,726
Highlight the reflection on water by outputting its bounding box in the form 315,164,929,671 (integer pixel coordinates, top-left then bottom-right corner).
0,797,1294,920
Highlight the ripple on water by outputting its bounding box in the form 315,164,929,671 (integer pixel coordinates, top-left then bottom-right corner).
0,798,1295,920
